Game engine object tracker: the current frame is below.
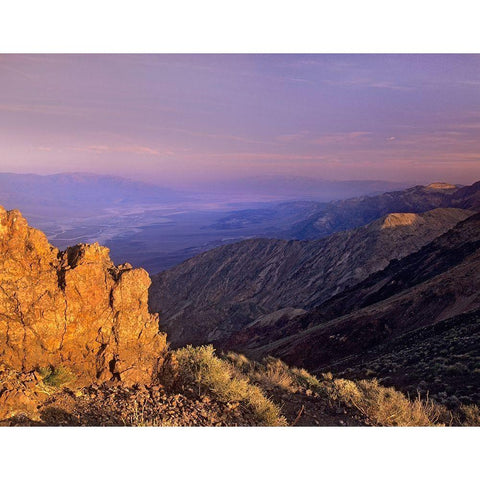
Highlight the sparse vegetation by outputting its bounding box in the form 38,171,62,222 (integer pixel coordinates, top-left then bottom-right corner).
37,365,76,388
457,404,480,426
319,376,449,426
332,311,480,408
174,345,286,426
222,352,453,426
124,400,178,427
1,350,477,426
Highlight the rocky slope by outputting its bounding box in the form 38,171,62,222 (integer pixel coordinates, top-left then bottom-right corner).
149,207,473,346
329,310,480,409
0,206,167,387
248,213,480,371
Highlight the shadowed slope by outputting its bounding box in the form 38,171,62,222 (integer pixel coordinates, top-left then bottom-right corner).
150,208,473,347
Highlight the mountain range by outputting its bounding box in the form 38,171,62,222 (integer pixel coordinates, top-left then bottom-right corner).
0,172,183,220
150,207,472,346
189,175,409,201
150,180,480,407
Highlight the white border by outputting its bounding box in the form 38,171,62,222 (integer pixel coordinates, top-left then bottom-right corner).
0,426,478,479
1,0,480,53
0,2,478,478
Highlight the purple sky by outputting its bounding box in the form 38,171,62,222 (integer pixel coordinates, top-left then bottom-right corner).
1,54,480,186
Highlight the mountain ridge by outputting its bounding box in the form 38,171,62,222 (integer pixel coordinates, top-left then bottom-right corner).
150,207,473,347
243,212,480,372
282,181,479,240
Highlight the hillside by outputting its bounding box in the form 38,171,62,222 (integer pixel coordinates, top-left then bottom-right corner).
329,310,480,410
149,207,473,346
239,213,480,407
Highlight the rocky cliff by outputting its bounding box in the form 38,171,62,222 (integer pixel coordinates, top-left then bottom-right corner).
0,206,167,386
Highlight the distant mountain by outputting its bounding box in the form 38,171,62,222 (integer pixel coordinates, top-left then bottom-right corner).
0,172,182,219
149,207,473,347
190,175,410,201
208,181,472,240
283,182,465,239
205,201,328,234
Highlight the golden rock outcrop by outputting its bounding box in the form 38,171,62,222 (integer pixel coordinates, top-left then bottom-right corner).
0,206,167,386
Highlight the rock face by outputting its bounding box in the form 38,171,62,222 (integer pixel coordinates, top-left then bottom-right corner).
0,206,167,386
150,207,473,347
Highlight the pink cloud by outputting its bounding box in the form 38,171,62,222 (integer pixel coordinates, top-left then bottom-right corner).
276,131,310,143
310,131,372,145
71,144,169,156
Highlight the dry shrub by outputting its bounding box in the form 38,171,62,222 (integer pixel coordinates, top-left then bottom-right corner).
321,377,446,426
223,352,253,374
253,357,295,392
175,345,286,426
124,400,178,427
458,404,480,426
225,354,320,394
290,367,322,391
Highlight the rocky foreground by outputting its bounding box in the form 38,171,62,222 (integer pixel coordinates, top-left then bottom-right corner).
0,363,367,427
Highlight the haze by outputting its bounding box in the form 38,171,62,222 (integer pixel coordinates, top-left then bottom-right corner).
1,54,480,187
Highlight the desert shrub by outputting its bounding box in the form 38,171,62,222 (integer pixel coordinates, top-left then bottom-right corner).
290,367,322,391
124,400,178,427
320,377,447,426
225,354,321,393
175,345,286,426
38,365,75,388
458,404,480,426
252,357,295,392
445,363,468,376
222,351,254,375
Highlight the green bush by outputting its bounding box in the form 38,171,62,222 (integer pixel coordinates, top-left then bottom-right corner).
38,365,76,388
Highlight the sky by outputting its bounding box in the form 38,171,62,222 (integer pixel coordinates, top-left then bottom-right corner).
1,54,480,187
